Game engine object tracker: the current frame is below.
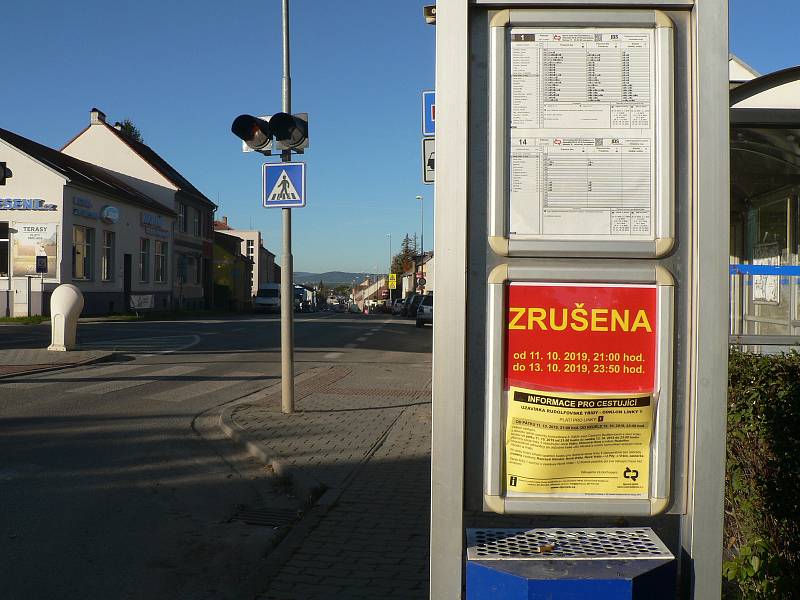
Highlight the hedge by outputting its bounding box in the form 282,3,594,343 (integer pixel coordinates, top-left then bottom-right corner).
724,350,800,597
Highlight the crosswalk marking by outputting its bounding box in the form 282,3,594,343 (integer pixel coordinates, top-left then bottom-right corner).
64,365,203,396
145,371,262,403
0,363,145,391
78,335,199,355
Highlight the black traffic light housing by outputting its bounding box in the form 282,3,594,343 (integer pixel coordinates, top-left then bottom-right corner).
0,162,11,185
231,112,309,154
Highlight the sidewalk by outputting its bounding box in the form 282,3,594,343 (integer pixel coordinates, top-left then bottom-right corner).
220,362,432,600
0,348,113,378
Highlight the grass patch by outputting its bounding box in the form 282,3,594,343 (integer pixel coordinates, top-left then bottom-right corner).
0,315,46,325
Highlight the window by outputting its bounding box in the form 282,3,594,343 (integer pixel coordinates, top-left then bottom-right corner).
195,255,202,284
192,208,200,237
179,202,187,233
246,239,254,257
154,241,167,283
139,238,150,282
72,226,94,280
0,222,8,277
102,231,115,281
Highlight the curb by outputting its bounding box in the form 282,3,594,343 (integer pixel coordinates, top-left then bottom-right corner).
218,403,326,504
0,351,116,380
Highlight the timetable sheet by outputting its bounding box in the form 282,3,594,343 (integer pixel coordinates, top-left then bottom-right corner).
507,28,658,241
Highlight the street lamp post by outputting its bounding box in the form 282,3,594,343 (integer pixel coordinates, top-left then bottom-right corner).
387,233,392,302
416,195,424,255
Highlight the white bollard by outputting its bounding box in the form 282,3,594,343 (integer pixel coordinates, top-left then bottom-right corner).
48,284,84,352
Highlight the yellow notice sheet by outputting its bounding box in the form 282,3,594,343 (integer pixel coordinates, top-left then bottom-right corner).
504,386,654,496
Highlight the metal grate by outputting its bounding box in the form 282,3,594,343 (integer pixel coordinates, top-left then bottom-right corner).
467,528,673,561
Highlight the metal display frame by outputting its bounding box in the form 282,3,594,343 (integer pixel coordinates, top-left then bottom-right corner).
487,10,675,258
483,261,674,516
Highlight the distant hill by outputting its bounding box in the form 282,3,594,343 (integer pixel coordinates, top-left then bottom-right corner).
293,271,376,286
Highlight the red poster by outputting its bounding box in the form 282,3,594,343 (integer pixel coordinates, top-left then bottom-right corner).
505,283,658,394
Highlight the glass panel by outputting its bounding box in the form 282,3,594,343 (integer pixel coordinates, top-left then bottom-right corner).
0,240,8,276
0,222,8,239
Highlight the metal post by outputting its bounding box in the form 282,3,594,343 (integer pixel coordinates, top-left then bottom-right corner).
416,195,424,254
387,233,392,302
280,0,295,414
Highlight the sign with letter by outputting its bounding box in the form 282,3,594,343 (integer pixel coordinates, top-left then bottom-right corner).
263,162,306,208
422,91,435,136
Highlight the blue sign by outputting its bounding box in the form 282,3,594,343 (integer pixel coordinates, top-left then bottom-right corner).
422,91,435,136
263,162,306,208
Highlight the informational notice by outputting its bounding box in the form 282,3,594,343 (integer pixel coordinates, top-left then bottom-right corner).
507,28,657,242
504,282,659,496
752,242,780,304
505,387,653,495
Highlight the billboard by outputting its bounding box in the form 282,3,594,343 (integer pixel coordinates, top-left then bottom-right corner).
12,223,58,276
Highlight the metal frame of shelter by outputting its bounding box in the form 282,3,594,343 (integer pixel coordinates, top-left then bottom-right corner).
430,1,729,598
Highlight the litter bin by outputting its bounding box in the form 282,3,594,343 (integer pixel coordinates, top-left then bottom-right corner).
466,528,675,600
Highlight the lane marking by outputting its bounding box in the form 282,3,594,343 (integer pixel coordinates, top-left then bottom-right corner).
148,371,262,403
323,352,342,360
355,337,368,342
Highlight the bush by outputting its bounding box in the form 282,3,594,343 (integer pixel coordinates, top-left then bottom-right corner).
724,350,800,598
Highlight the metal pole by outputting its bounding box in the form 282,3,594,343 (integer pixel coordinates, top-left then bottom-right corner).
416,195,424,254
280,0,295,414
387,233,391,302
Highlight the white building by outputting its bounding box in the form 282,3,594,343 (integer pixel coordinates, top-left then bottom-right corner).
62,109,216,309
213,216,277,296
0,127,176,316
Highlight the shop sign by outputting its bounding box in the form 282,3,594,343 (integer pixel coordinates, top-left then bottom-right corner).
72,196,99,220
101,205,120,224
12,223,58,276
503,282,658,497
141,212,169,238
0,198,57,211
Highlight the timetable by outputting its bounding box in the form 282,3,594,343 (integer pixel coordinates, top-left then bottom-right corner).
508,28,657,241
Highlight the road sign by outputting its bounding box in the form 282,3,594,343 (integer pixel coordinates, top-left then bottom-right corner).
263,162,306,208
389,281,397,290
389,273,397,282
422,137,435,184
422,91,435,136
35,255,47,274
417,277,427,287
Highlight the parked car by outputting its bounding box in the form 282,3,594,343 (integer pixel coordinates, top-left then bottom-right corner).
416,294,433,327
392,298,405,315
401,294,418,317
406,294,426,319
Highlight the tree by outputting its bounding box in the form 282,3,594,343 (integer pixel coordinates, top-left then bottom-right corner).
117,119,144,143
391,233,416,276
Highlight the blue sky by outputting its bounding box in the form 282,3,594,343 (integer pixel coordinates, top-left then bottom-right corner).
1,1,796,272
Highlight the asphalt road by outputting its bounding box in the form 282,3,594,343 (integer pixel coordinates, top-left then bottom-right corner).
0,312,431,600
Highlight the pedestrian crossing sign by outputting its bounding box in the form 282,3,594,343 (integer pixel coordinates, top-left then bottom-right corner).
263,162,306,208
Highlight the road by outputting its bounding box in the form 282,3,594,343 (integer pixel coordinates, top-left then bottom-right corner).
0,312,431,600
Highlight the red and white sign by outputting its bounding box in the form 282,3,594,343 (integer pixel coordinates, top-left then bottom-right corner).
505,282,658,394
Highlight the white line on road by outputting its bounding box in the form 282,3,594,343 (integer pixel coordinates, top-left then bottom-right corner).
147,371,261,403
355,337,368,342
323,352,342,360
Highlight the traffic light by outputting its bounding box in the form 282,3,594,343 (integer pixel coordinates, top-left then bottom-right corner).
231,112,309,154
0,162,11,185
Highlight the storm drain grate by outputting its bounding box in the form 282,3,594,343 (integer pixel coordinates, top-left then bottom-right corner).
229,506,299,528
467,527,673,561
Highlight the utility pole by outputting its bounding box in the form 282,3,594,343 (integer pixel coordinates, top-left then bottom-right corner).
280,0,295,414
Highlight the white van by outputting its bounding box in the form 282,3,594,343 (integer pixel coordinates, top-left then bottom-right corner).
254,283,280,313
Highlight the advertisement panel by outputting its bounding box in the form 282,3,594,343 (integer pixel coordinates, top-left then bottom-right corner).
12,223,58,276
504,282,658,496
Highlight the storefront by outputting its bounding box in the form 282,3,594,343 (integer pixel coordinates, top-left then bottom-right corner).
0,127,176,316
